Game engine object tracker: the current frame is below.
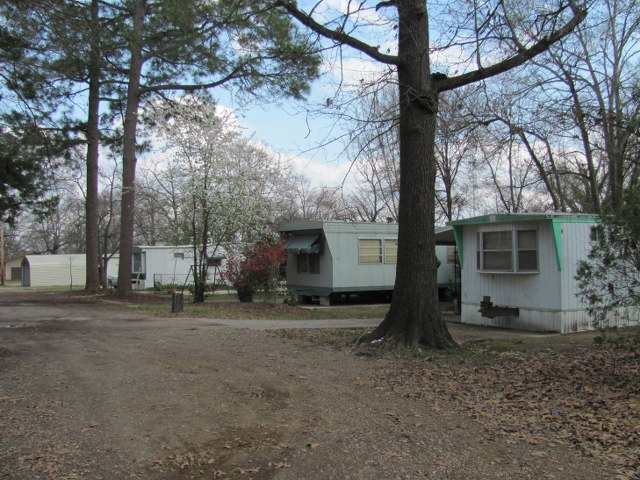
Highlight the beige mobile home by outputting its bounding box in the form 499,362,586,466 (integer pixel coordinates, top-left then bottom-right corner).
447,213,639,333
280,221,456,305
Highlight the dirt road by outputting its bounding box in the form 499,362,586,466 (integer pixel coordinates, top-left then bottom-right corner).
0,292,612,479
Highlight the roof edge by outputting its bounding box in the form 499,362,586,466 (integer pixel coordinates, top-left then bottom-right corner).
449,212,600,226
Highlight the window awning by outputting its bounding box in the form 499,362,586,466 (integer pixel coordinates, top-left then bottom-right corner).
286,234,322,254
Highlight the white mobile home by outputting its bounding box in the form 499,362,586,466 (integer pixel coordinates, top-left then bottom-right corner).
445,213,639,333
129,245,226,289
280,221,455,304
20,254,86,288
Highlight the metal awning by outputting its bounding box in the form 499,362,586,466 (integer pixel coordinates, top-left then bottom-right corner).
435,226,456,245
286,234,322,254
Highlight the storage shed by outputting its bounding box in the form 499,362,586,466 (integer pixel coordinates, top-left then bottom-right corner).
4,257,23,282
445,213,639,333
280,221,455,305
20,254,86,288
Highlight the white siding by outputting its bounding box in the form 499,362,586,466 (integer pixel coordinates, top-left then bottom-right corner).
560,222,593,310
559,222,640,332
285,240,334,290
462,303,562,331
330,229,397,290
25,255,86,287
106,256,119,278
460,221,562,331
283,221,457,295
437,246,456,286
142,246,225,288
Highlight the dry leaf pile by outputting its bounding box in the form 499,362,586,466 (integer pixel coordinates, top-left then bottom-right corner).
373,345,640,479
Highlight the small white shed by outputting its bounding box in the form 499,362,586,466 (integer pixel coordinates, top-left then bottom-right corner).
446,213,639,333
280,221,456,304
20,254,86,288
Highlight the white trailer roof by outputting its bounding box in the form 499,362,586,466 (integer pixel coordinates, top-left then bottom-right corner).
23,254,86,266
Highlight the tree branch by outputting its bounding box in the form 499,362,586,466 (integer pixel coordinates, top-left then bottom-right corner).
138,67,243,94
437,3,587,92
274,0,400,66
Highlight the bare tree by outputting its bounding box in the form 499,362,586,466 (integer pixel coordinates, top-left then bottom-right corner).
480,0,640,213
276,0,586,347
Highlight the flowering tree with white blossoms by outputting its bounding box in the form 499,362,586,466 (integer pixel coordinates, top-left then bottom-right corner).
154,98,289,302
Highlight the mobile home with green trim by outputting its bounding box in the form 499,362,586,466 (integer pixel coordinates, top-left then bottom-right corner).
445,213,639,333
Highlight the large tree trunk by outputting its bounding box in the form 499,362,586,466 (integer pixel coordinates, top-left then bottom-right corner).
368,0,455,348
116,0,145,297
85,0,100,293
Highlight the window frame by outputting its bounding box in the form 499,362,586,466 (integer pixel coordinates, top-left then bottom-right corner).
383,238,398,265
132,251,146,274
358,238,399,265
476,226,539,274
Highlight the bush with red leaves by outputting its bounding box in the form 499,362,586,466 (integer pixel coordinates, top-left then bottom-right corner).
224,238,286,297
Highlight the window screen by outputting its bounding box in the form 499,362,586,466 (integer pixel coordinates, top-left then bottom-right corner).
516,230,538,271
481,230,513,271
133,252,143,273
384,239,398,264
359,239,382,264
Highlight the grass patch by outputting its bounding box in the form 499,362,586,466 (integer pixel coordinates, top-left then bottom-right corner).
124,298,389,320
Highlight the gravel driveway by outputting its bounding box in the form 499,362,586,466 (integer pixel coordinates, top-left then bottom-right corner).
0,292,612,479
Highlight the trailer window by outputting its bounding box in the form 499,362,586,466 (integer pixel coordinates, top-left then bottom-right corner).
478,228,538,272
384,239,397,264
480,230,513,271
516,230,538,271
132,252,145,273
359,239,382,264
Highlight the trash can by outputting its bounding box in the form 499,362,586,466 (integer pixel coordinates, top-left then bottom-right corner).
171,292,184,313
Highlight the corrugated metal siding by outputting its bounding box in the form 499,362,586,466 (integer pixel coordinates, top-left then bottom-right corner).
560,223,593,310
30,262,85,287
554,222,639,333
561,307,640,333
462,303,562,331
460,222,561,312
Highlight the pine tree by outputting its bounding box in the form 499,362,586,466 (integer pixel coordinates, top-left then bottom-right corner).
114,0,321,296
